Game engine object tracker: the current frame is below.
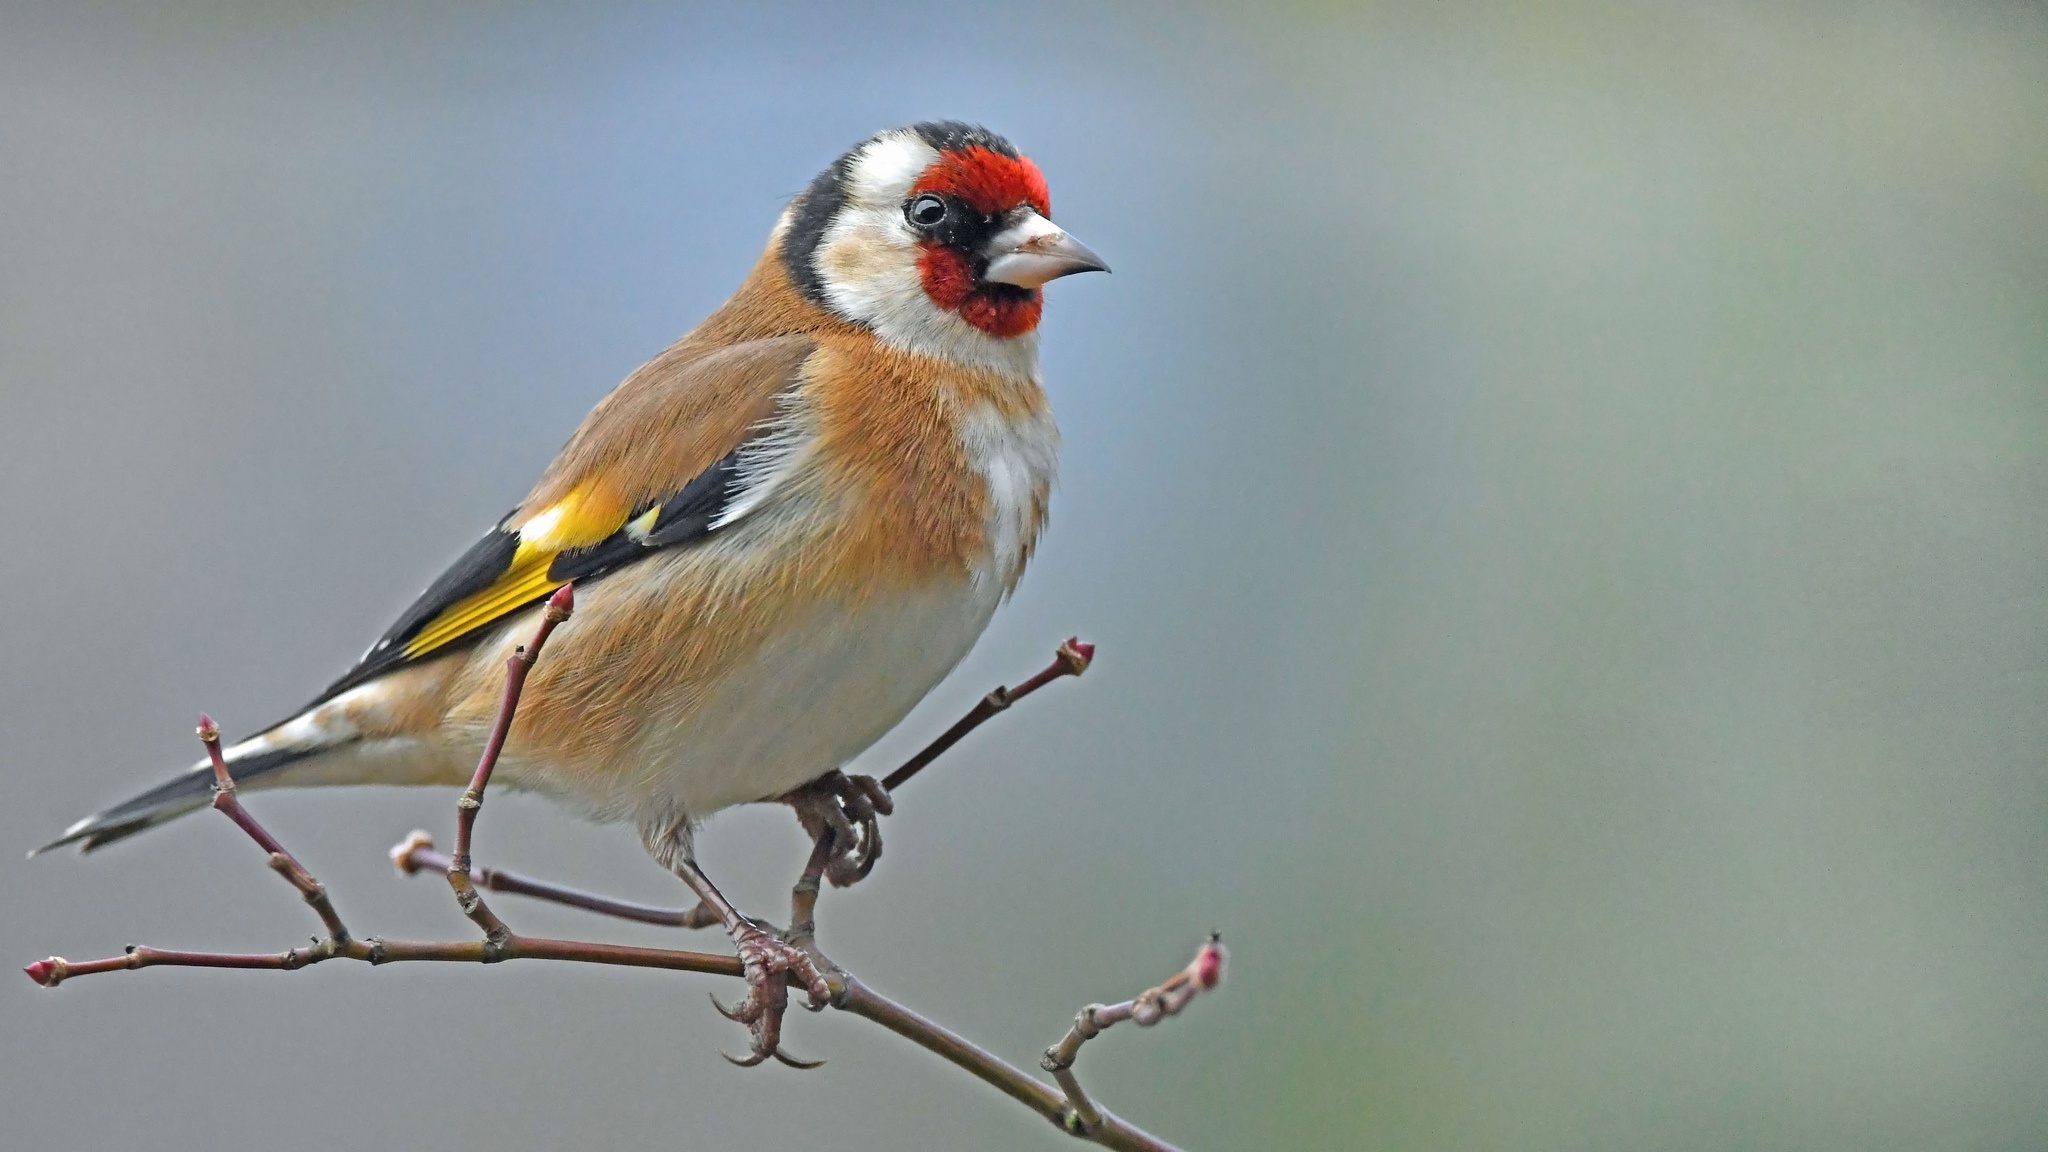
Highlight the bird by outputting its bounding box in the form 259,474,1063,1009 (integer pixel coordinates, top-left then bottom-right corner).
37,120,1107,1063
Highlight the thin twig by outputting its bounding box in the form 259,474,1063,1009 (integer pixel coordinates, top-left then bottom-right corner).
383,845,1220,1151
198,713,351,945
24,936,741,985
446,584,575,949
27,630,1211,1151
1040,936,1226,1137
392,832,718,928
881,637,1093,792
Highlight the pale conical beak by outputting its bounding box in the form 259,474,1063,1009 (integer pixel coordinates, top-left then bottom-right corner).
981,209,1110,289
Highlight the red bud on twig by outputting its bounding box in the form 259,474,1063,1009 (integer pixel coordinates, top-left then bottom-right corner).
1194,933,1225,990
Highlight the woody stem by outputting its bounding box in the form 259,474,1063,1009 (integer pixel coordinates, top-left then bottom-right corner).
445,584,576,949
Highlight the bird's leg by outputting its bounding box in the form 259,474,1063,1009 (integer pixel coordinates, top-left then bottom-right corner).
678,856,835,1068
781,817,847,985
780,769,894,889
642,817,832,1068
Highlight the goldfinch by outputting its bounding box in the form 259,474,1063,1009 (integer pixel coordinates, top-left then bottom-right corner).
40,121,1106,1058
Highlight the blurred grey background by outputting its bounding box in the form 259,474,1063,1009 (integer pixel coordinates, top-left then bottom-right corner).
5,2,2045,1149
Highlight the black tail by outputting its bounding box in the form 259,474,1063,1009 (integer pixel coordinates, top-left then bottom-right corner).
33,744,315,855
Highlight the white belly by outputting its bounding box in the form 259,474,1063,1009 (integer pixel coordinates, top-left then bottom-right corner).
560,577,1003,824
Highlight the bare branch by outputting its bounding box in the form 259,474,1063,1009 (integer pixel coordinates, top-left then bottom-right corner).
24,935,742,986
392,832,718,929
25,630,1215,1151
199,713,352,944
445,583,575,949
838,973,1196,1152
881,637,1093,792
1040,936,1227,1137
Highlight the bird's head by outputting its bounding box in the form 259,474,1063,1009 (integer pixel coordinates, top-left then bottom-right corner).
779,121,1107,376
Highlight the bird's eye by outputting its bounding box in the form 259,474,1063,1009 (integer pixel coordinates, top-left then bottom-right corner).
906,194,949,228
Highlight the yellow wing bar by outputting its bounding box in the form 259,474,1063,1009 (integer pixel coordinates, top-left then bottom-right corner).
399,483,634,660
401,539,567,658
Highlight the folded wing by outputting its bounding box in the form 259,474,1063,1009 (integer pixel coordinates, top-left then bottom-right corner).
314,334,814,704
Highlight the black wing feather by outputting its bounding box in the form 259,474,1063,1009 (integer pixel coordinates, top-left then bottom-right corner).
544,452,741,584
311,516,522,703
310,450,743,707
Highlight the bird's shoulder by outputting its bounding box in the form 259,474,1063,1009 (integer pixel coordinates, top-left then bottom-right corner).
311,320,827,705
514,331,817,550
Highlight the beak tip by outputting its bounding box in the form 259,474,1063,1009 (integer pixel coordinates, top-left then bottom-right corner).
980,211,1110,289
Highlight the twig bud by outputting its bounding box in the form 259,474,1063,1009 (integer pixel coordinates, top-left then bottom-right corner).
388,830,434,874
1057,638,1095,676
543,582,575,622
1194,933,1225,990
197,713,233,791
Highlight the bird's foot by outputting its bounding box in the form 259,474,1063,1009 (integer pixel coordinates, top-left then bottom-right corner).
711,918,835,1068
781,770,893,888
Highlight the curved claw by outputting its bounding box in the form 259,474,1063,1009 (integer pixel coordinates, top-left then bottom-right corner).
850,830,883,883
714,922,835,1070
709,991,753,1023
719,1045,823,1070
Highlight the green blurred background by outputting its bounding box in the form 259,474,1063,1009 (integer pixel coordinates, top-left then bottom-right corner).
5,2,2045,1148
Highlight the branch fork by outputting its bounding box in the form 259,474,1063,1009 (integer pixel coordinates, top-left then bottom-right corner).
1043,935,1227,1135
28,596,1215,1151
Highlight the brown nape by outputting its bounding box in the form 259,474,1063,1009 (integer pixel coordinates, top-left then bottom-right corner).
670,243,864,353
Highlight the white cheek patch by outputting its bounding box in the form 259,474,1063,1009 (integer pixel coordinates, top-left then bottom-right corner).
810,128,1043,382
815,131,935,335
